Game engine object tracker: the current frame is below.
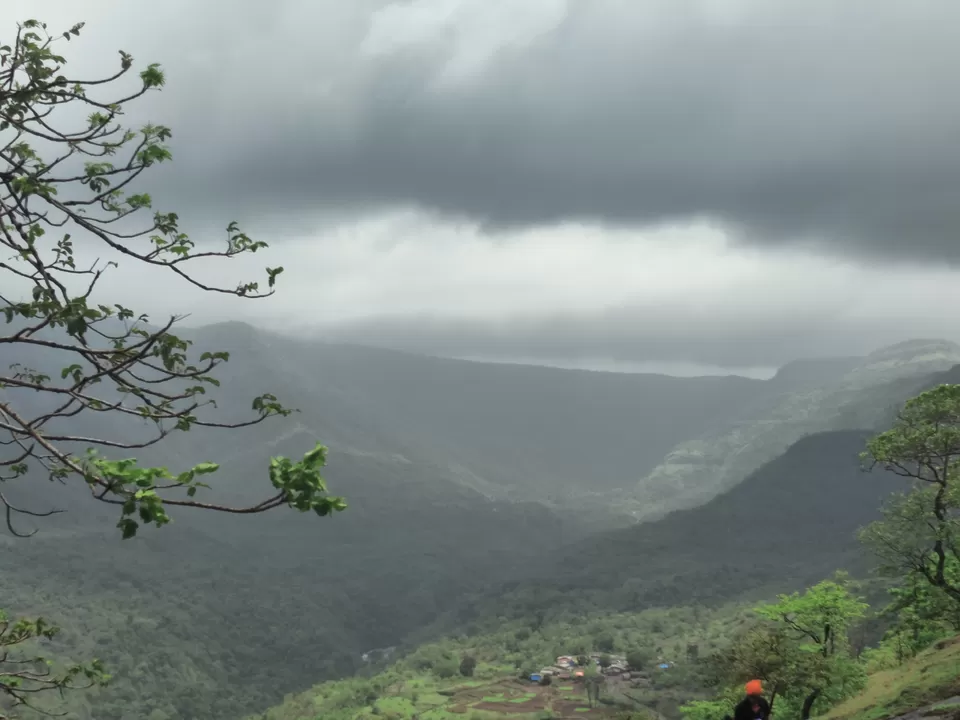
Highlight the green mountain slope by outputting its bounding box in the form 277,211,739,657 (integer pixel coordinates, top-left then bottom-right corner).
127,329,960,526
441,428,908,630
824,635,960,720
6,325,953,523
0,450,573,720
181,321,768,508
4,324,959,719
627,340,960,519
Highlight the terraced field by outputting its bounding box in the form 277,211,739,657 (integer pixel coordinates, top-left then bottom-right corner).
423,679,614,718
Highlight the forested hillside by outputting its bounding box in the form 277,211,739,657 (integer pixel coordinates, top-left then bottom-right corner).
5,322,959,719
9,324,956,526
257,376,960,720
423,429,905,640
175,322,769,510
0,453,571,720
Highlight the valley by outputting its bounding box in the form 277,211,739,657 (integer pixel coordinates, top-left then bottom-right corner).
3,323,958,719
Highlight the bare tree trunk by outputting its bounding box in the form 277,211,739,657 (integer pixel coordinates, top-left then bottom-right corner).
801,689,822,720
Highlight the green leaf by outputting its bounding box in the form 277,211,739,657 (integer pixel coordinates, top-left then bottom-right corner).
60,363,83,380
118,518,138,539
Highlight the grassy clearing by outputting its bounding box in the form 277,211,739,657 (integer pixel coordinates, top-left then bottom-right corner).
824,636,960,720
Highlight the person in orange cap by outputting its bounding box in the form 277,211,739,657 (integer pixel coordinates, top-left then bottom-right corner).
732,679,771,720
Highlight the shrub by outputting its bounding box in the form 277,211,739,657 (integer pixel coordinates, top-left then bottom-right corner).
460,655,478,677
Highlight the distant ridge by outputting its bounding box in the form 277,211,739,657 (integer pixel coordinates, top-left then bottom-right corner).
629,338,960,520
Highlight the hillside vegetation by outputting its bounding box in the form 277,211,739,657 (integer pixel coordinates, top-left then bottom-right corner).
673,384,960,720
174,331,960,521
824,636,960,720
241,380,960,720
0,456,570,720
251,602,754,720
4,330,958,719
4,337,957,719
441,429,906,627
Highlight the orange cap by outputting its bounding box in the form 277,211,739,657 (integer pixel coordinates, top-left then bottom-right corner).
745,680,763,696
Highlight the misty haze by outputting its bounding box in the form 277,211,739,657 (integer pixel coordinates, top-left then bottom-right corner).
2,3,960,720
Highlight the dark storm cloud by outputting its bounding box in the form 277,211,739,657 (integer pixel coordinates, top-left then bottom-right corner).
12,1,959,260
7,0,960,371
123,0,960,264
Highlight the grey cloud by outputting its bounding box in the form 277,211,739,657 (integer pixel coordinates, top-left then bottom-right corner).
7,0,960,372
12,1,960,261
120,0,960,264
317,307,960,369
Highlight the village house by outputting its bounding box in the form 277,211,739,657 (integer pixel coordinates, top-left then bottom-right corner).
540,652,634,679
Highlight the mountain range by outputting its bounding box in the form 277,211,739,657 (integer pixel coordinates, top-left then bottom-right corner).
2,324,958,719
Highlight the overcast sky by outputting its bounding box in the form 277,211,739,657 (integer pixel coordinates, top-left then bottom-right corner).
4,0,960,373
